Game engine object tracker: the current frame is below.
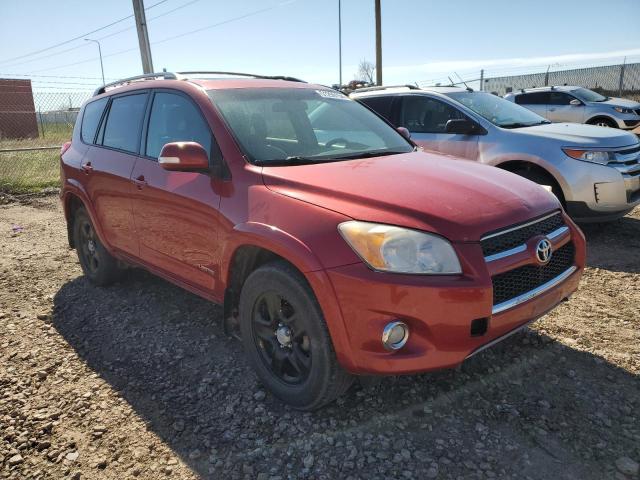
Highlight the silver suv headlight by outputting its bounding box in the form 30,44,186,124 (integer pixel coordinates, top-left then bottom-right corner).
563,148,613,165
613,106,634,114
338,221,462,274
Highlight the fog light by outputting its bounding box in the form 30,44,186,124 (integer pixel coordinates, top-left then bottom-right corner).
382,321,409,350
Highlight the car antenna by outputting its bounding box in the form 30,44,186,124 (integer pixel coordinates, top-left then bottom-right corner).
447,76,455,86
454,72,473,92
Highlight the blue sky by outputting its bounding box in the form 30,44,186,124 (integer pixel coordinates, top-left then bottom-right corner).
0,0,639,91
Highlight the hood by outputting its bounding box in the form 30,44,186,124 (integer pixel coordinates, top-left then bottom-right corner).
599,97,640,109
512,122,639,149
261,151,560,243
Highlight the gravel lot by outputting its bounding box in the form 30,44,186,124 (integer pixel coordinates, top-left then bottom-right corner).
1,194,639,480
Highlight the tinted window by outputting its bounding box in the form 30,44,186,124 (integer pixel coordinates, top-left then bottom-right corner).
515,92,550,105
146,92,213,159
102,93,147,153
548,92,572,105
399,96,464,133
81,98,107,144
572,88,608,102
358,96,394,121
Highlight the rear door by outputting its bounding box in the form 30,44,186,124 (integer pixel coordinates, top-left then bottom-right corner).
514,92,550,118
397,94,479,160
129,90,224,291
81,92,148,256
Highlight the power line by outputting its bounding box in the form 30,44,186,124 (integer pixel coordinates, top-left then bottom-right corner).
0,0,170,66
21,0,300,75
0,73,117,80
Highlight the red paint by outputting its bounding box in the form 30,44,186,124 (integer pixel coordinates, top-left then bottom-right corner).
61,78,586,375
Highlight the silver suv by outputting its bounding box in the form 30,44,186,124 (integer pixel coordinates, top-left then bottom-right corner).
504,86,640,130
351,86,640,222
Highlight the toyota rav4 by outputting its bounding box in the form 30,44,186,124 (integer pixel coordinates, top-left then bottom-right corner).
60,72,586,410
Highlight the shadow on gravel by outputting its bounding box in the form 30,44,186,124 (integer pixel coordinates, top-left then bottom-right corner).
51,269,640,480
580,215,640,273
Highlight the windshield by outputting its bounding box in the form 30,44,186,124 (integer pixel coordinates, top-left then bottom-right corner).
207,87,413,165
447,91,549,128
572,87,608,102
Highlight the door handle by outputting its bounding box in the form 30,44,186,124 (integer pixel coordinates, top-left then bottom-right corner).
81,162,93,174
132,175,147,189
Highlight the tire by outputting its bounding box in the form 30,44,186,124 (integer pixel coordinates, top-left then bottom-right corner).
73,207,124,286
588,117,617,128
511,168,565,206
239,261,353,410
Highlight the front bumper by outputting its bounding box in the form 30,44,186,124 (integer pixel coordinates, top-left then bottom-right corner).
559,155,640,221
321,218,585,375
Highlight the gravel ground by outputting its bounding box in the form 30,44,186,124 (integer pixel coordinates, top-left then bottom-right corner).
1,194,638,480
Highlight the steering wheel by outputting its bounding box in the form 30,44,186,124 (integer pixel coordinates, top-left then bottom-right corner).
324,137,351,149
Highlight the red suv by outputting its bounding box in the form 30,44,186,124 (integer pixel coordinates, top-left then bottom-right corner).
60,72,586,410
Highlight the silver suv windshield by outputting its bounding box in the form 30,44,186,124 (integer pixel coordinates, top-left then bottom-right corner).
572,88,608,102
207,87,413,165
447,91,550,129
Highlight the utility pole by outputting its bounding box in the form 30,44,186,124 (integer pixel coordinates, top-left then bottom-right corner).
132,0,154,73
84,38,105,85
479,69,484,91
338,0,342,86
375,0,382,85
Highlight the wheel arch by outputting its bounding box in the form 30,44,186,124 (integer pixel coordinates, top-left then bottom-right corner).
61,187,109,251
496,159,567,205
586,115,618,127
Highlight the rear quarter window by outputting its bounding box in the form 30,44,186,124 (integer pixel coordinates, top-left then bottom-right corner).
80,98,108,144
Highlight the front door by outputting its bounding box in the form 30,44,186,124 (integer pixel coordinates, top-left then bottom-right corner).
399,95,479,160
130,90,224,292
547,91,584,123
82,92,149,256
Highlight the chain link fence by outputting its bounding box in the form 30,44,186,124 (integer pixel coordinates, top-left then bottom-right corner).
0,79,91,193
483,62,640,100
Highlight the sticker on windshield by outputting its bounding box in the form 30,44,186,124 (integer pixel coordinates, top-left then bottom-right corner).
315,89,350,100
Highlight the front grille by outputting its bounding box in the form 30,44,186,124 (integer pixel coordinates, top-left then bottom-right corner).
481,212,564,257
492,241,575,306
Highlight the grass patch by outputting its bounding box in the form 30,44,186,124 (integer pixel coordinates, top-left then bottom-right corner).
0,123,71,193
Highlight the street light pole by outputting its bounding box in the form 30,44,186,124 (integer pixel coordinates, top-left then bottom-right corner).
84,38,105,86
338,0,342,86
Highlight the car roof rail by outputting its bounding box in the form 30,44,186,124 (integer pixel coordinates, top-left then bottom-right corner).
352,84,420,93
93,72,179,96
177,71,306,83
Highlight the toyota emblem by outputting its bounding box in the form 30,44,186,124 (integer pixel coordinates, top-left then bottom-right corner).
535,238,552,264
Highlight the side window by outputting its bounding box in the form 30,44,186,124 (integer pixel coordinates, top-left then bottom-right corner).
80,98,108,144
102,93,148,153
358,96,394,122
145,92,213,160
400,96,464,133
515,92,550,105
548,92,572,105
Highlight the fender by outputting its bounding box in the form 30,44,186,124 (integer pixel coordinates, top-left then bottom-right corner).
61,180,114,254
491,154,571,201
220,222,358,371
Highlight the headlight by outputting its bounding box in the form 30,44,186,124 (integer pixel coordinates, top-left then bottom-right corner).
613,106,634,114
338,221,462,274
562,148,613,165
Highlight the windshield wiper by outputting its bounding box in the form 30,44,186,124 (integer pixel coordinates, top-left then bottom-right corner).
331,150,409,160
500,120,550,129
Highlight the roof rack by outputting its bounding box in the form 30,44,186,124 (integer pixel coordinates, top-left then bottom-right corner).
352,84,420,93
94,72,179,96
93,70,306,96
177,71,306,83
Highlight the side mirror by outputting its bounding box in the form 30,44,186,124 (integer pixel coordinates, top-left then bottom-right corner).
397,126,411,140
445,119,478,135
158,142,209,171
569,98,582,106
